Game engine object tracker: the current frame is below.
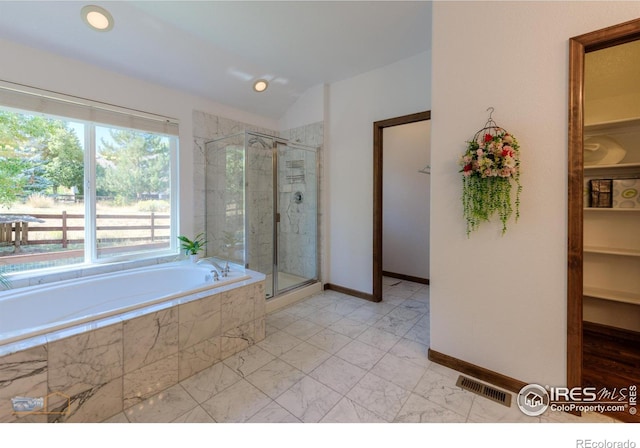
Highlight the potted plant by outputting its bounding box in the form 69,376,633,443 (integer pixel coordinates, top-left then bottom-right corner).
177,233,207,262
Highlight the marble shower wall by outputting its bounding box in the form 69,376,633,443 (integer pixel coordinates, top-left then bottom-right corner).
193,110,277,262
279,122,323,281
194,111,323,284
204,134,275,275
245,139,275,275
277,146,317,280
205,134,247,265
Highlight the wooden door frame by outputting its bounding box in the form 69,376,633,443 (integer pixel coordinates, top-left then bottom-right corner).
567,19,640,393
373,110,431,302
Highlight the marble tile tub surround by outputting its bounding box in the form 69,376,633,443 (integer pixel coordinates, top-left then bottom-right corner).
104,278,615,423
0,277,266,423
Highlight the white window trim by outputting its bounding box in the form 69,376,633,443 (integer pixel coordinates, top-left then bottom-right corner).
0,79,178,136
0,81,181,285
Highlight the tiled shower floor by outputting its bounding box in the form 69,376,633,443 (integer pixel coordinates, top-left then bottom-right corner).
105,278,616,423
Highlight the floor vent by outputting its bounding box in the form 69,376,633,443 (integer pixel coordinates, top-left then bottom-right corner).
456,375,512,407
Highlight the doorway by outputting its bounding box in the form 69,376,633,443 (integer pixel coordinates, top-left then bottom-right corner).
373,111,431,302
568,19,640,423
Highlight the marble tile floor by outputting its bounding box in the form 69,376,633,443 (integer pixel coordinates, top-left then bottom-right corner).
106,278,617,424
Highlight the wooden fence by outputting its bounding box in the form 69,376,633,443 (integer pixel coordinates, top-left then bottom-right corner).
0,212,170,259
26,212,170,246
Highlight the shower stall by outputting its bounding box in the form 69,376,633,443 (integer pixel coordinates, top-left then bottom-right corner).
204,131,319,298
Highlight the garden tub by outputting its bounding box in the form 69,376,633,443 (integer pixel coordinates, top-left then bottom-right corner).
0,260,266,422
0,260,251,346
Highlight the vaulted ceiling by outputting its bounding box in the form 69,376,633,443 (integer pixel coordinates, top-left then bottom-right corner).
0,1,432,119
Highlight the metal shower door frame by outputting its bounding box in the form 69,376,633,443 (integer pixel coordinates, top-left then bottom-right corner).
244,131,319,298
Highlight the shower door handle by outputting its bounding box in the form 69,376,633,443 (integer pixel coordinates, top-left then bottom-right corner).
273,212,280,268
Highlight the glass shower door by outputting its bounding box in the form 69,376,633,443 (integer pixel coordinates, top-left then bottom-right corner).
204,134,246,267
208,132,318,299
246,134,276,298
275,142,318,295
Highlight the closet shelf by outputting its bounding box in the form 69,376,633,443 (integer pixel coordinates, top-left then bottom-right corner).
584,286,640,305
584,246,640,257
584,207,640,212
584,162,640,171
585,117,640,133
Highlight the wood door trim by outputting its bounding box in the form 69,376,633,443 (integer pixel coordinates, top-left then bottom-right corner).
373,110,431,302
567,17,640,396
567,34,585,397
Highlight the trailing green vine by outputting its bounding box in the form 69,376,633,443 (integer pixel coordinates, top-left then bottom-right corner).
459,130,521,236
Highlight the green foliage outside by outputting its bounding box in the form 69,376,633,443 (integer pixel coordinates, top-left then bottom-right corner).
0,110,83,207
0,110,170,208
97,129,170,203
0,157,28,206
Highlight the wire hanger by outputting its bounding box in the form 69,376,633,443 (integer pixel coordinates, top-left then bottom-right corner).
418,164,430,175
473,107,507,141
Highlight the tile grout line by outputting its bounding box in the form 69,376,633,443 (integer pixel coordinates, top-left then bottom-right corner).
119,284,429,423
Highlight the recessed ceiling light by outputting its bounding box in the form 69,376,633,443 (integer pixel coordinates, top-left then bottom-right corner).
253,79,269,93
81,5,114,32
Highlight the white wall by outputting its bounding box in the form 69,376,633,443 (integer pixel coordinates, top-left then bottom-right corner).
430,1,640,387
278,83,325,131
328,51,431,292
0,38,277,241
382,120,430,279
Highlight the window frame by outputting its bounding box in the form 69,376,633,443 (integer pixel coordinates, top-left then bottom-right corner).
86,122,179,265
0,85,180,281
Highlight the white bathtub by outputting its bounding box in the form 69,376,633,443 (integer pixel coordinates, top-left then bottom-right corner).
0,261,251,347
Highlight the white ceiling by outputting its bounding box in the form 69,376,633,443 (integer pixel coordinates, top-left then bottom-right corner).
0,1,432,120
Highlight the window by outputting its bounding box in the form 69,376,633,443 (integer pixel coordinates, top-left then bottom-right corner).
0,83,179,277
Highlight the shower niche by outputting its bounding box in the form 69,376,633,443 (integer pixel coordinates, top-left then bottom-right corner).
205,131,319,298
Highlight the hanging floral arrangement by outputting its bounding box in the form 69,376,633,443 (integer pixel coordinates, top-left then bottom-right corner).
459,109,522,236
